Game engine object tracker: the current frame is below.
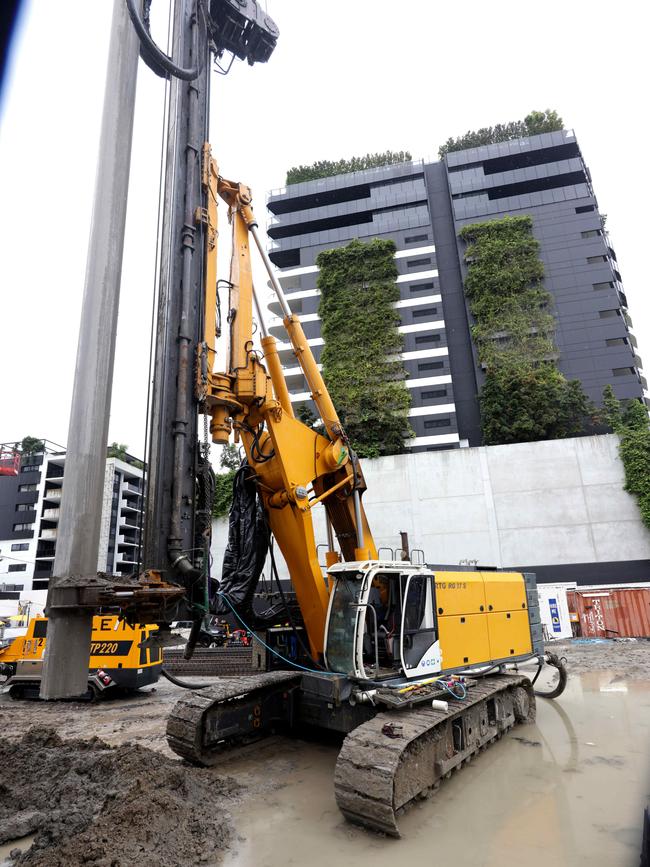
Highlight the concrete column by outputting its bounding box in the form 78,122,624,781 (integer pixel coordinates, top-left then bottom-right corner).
40,0,140,699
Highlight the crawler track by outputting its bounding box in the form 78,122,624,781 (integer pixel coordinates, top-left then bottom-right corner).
163,647,253,677
334,674,535,836
166,671,301,765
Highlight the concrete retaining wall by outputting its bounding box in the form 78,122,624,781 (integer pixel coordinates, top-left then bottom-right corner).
211,434,650,581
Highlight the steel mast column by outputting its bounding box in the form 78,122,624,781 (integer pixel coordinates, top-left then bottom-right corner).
40,0,140,699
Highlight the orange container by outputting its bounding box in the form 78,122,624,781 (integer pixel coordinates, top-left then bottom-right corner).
573,588,650,638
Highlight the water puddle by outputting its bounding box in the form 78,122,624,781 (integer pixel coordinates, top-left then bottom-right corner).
0,833,36,865
222,671,649,867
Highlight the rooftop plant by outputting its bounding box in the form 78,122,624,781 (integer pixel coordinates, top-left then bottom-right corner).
286,150,412,186
439,110,564,158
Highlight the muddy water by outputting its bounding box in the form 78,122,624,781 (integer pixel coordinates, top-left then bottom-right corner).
222,670,650,867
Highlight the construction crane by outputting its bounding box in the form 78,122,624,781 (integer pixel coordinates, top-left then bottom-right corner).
41,0,567,836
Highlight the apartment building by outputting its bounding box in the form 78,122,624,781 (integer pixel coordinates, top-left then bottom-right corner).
265,129,643,450
0,443,145,594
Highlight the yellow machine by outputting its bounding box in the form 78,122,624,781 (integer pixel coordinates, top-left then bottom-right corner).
149,162,564,835
0,616,161,700
51,1,566,836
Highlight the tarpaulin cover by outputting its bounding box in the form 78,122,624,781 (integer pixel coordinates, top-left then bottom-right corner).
215,464,268,619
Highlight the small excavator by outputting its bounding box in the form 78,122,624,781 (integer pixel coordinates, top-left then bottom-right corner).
54,0,567,836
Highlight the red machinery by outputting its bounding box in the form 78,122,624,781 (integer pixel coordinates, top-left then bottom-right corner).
0,446,20,477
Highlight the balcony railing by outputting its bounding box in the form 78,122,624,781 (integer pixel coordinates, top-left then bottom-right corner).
40,529,58,540
44,489,62,501
42,509,60,521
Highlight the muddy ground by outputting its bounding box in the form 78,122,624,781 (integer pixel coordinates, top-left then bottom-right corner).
0,640,649,867
547,636,650,678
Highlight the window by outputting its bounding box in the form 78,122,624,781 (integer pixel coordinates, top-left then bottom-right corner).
587,255,607,264
13,523,34,532
406,257,432,268
409,282,434,293
593,281,614,291
606,338,626,347
599,310,618,319
412,308,438,319
424,418,451,429
421,388,448,399
8,564,27,572
15,504,33,512
581,229,601,239
613,367,635,377
418,361,444,372
576,205,595,214
18,484,37,492
404,233,428,244
11,543,29,551
415,334,441,345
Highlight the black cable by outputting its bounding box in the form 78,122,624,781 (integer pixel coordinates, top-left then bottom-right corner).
161,667,214,690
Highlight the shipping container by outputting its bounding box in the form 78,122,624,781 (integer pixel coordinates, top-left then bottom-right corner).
571,588,650,638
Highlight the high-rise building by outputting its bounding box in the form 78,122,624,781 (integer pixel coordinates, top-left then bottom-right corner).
0,442,145,595
265,129,644,450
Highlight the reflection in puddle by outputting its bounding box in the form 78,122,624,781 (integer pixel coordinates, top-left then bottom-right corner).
222,670,648,867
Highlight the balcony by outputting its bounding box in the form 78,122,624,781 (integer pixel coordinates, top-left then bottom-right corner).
42,509,59,522
43,489,62,501
40,529,58,540
46,465,64,480
124,482,142,494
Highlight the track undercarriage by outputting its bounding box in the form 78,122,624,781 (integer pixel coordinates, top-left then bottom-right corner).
166,671,536,835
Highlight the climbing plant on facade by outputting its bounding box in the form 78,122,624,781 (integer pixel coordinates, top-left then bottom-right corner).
460,215,592,445
286,151,412,186
317,239,412,458
602,386,650,530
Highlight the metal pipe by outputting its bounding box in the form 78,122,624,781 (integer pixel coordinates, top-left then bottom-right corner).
253,286,269,338
248,224,291,318
326,514,335,552
353,489,364,551
168,5,199,572
40,0,140,699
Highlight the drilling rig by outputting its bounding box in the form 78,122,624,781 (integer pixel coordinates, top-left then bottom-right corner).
40,0,566,836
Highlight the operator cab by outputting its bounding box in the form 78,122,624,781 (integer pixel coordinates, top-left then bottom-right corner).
324,562,441,681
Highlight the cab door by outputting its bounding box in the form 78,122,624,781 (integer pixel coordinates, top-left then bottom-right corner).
399,573,441,678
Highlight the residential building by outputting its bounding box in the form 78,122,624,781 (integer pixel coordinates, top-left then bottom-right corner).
0,442,145,594
265,129,644,450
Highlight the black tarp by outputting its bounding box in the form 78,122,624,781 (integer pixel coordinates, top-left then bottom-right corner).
214,464,269,619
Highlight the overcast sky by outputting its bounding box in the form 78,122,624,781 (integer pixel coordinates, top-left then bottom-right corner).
1,0,648,462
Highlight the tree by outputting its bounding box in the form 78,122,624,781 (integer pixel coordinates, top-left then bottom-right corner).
20,436,45,456
219,443,241,472
212,443,241,518
623,399,650,431
107,442,128,460
295,402,317,430
438,109,564,157
524,109,564,135
602,384,623,432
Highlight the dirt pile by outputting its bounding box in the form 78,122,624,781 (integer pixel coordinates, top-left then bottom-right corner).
0,727,240,866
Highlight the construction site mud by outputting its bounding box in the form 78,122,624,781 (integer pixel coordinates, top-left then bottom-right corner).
0,727,238,866
0,639,649,866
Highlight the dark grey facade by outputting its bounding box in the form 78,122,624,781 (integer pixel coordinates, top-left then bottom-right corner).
266,130,644,450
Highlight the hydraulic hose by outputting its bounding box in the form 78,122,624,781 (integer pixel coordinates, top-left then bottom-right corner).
126,0,199,80
533,651,568,699
162,667,214,690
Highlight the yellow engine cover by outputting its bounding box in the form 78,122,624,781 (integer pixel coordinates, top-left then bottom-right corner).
434,571,532,671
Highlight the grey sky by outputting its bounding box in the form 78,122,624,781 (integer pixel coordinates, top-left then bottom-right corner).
1,0,648,460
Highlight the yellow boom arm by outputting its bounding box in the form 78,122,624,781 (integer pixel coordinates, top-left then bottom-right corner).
197,145,377,658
